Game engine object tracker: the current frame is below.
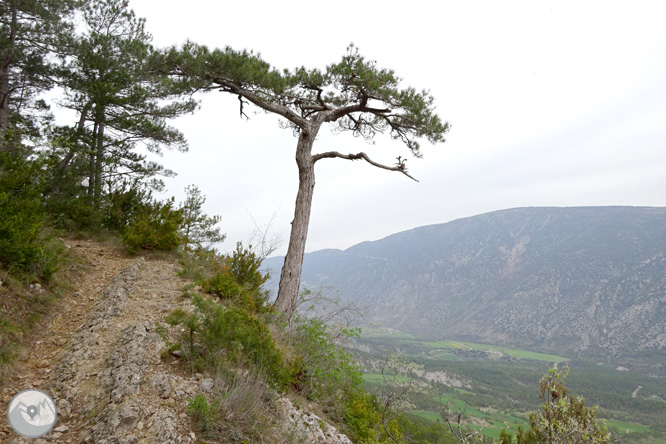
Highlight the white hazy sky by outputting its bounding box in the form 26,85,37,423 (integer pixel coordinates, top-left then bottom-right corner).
123,0,666,256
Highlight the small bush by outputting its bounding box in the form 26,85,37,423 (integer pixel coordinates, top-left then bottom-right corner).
48,197,99,232
102,182,153,233
343,391,387,444
0,153,63,282
200,243,270,313
179,184,225,251
200,272,242,299
517,364,611,444
188,367,297,443
165,308,200,355
122,198,183,254
187,394,218,434
285,296,404,444
193,294,289,387
166,292,289,388
226,242,269,294
291,315,362,402
0,153,45,272
178,247,218,282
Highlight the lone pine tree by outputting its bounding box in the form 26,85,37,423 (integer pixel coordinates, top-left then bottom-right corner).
160,43,449,316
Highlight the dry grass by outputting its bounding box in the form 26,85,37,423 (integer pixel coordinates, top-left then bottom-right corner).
0,237,83,381
194,365,304,444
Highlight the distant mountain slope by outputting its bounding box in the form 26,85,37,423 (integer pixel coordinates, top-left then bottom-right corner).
264,207,666,370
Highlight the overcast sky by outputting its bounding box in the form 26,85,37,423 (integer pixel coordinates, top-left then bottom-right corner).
124,0,666,256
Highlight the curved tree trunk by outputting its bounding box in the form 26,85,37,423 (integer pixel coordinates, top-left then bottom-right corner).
274,127,318,316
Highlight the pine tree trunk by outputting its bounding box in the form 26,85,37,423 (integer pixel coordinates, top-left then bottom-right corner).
0,61,9,136
274,127,318,316
0,0,18,146
87,120,99,201
93,121,105,206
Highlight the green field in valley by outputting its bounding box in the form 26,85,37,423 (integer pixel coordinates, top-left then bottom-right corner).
354,327,664,442
605,419,651,434
359,328,570,363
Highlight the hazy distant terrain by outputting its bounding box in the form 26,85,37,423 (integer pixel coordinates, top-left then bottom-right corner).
264,207,666,373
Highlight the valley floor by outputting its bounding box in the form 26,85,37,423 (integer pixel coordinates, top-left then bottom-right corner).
352,328,666,442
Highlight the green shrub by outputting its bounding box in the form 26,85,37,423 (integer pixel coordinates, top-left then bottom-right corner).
524,365,610,444
102,182,153,233
178,247,218,282
395,413,456,444
0,153,61,281
200,271,242,299
292,315,362,401
179,184,225,251
122,197,183,254
343,391,383,443
500,365,611,444
227,242,269,294
187,394,218,433
193,293,288,386
0,153,44,271
200,243,270,313
165,308,200,355
45,194,99,231
168,293,289,388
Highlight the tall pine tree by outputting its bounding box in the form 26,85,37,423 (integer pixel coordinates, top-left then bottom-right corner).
53,0,196,212
159,43,449,316
0,0,77,152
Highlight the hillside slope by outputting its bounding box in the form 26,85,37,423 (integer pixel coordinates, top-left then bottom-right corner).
1,241,354,443
1,240,201,443
264,207,666,371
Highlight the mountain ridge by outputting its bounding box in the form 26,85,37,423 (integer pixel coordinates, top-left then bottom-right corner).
264,206,666,373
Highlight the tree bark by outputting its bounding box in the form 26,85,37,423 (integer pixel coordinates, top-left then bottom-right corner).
93,120,105,206
87,120,98,201
273,125,319,316
0,0,18,146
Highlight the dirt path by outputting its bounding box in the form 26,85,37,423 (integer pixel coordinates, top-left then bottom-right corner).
1,240,204,443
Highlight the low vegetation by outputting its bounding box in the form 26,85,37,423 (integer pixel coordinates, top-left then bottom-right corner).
161,245,406,443
355,329,666,443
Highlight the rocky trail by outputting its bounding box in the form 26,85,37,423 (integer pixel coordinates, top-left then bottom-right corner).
1,240,204,444
1,240,354,444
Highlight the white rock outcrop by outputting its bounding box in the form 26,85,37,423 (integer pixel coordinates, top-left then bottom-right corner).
276,398,353,444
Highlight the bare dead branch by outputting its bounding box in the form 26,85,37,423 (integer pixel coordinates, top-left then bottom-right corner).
293,286,366,339
379,358,414,444
247,208,282,261
238,95,249,120
312,151,419,182
442,402,483,444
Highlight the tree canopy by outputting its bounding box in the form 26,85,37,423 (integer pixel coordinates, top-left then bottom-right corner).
158,42,450,315
161,43,447,156
52,0,197,207
0,0,78,150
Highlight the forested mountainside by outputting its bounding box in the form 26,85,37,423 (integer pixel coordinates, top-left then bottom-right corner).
264,207,666,373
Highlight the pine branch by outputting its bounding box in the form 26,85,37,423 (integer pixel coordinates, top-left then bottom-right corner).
312,150,419,182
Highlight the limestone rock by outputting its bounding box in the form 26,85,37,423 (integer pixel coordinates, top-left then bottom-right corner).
276,397,353,444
